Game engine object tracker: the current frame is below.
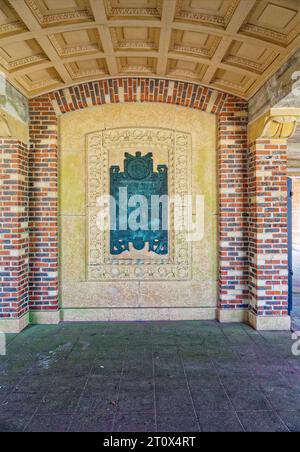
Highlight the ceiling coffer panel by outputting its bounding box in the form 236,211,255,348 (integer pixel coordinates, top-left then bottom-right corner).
1,0,299,99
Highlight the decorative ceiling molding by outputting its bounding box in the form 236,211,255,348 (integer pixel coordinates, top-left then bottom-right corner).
240,23,300,46
175,0,240,28
0,0,299,99
0,21,26,36
25,0,94,25
110,28,157,51
48,33,100,57
172,35,220,59
121,64,155,75
223,53,277,75
66,64,108,80
0,52,46,70
104,0,163,18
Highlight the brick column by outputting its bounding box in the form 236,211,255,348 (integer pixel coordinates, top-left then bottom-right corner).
248,110,300,330
218,97,249,323
29,96,60,324
248,139,290,330
0,139,29,332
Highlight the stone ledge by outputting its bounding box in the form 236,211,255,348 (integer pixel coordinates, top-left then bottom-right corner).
217,309,249,324
29,310,61,325
61,307,217,322
248,312,291,331
0,313,30,333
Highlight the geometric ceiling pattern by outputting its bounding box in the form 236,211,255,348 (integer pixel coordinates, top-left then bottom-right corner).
0,0,299,99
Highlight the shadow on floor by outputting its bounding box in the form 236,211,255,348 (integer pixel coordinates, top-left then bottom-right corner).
0,321,299,432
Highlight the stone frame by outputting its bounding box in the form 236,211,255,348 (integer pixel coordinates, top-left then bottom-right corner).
86,127,192,281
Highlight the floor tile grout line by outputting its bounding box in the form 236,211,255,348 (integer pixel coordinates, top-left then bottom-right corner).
242,347,292,433
65,333,103,432
210,357,246,432
111,343,127,432
257,386,291,433
22,405,42,432
241,324,268,346
178,346,202,433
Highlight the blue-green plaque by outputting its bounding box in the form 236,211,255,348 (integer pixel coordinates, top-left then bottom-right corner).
110,152,168,255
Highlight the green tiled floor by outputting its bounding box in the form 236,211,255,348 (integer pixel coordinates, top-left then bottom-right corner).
0,321,299,432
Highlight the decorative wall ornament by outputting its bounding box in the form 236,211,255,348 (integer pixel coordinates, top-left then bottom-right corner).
249,108,300,141
87,127,192,281
260,115,299,139
0,111,12,137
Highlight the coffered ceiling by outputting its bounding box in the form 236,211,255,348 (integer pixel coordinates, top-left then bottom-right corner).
0,0,299,99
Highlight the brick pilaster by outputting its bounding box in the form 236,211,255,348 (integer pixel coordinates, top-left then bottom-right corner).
248,139,289,329
218,98,249,320
29,96,59,313
0,140,29,320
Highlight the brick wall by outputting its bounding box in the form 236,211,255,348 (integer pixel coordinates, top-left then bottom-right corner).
0,140,28,319
29,96,59,312
28,78,249,316
0,78,292,329
249,139,289,318
219,97,249,312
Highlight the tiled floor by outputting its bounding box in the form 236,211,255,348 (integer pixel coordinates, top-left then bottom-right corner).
293,248,300,293
292,295,300,331
0,321,300,432
292,247,300,331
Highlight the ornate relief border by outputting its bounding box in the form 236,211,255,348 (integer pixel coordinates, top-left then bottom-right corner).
87,127,192,281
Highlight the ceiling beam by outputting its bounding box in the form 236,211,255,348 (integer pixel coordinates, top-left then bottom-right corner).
7,0,73,84
202,0,257,84
0,0,298,100
156,0,177,76
89,0,119,75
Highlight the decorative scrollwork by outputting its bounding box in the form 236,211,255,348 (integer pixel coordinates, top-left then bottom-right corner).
87,127,192,281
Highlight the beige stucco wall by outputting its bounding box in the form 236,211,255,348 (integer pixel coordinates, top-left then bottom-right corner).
59,103,217,321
